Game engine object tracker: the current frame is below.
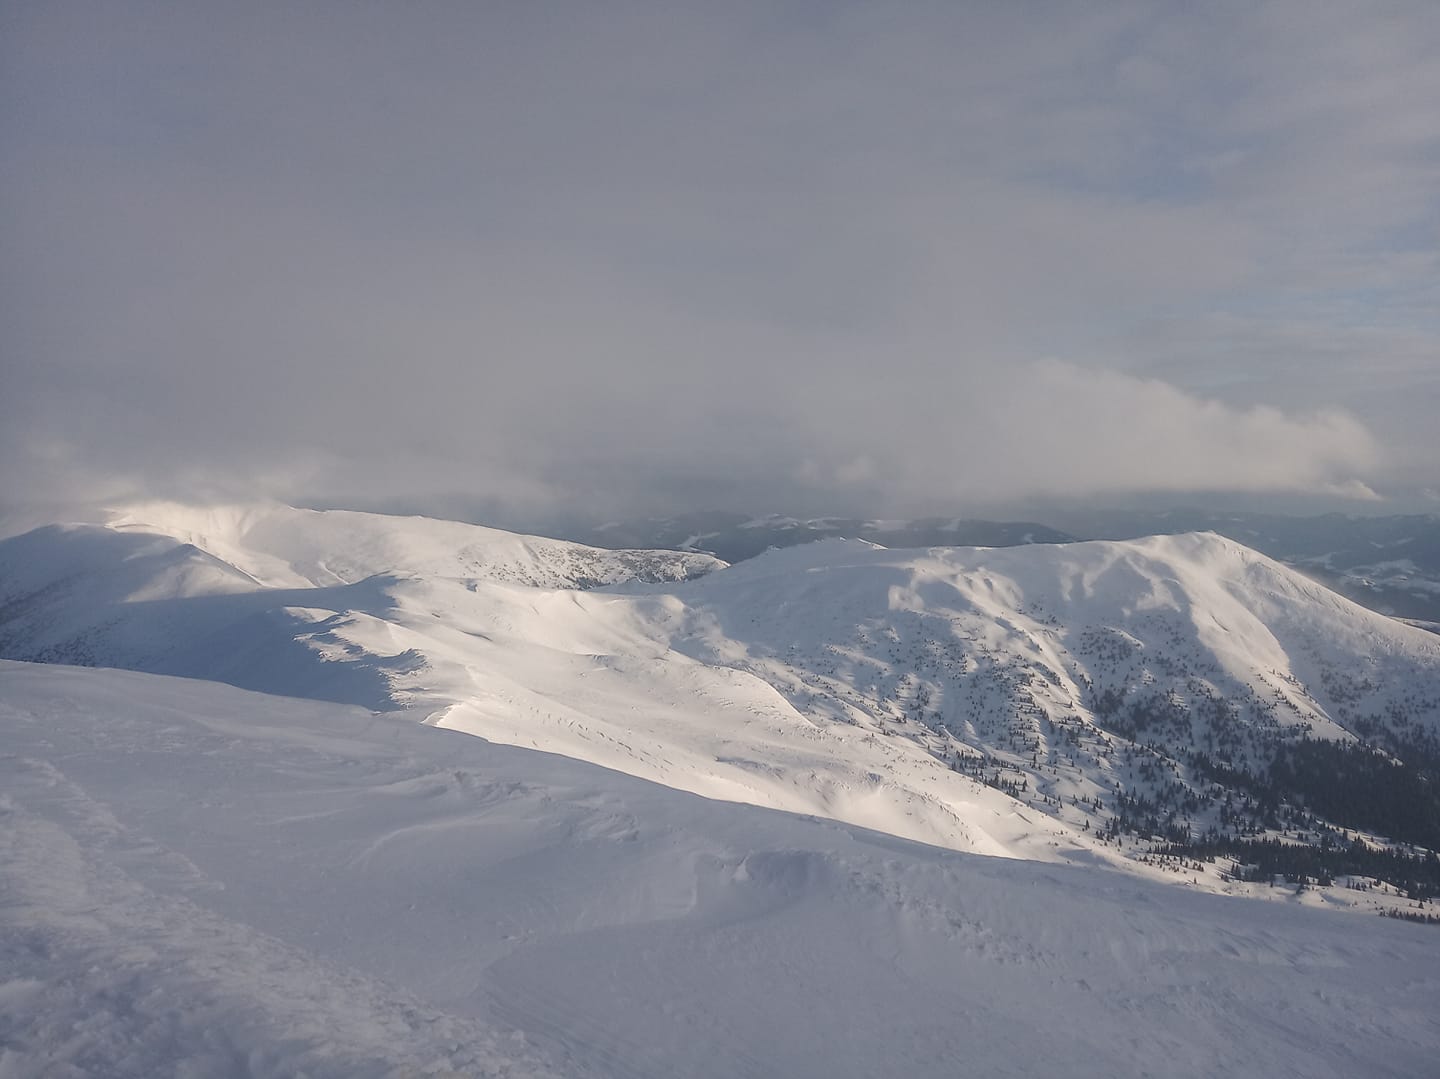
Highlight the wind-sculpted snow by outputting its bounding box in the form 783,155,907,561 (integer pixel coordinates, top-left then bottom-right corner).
3,662,1438,1078
2,504,1439,908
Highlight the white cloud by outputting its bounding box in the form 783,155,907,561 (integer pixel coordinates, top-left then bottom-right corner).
773,360,1382,511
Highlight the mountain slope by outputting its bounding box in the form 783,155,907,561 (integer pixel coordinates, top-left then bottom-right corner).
3,503,1438,905
663,536,1440,865
0,509,1092,860
4,660,1438,1078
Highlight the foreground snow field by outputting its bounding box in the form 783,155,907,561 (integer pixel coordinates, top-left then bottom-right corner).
3,661,1437,1078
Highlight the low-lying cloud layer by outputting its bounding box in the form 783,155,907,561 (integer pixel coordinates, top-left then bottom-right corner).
4,3,1435,521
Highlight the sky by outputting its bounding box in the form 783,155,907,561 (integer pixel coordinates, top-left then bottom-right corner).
4,2,1439,526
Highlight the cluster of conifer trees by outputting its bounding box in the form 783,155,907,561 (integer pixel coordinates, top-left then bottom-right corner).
1148,834,1440,901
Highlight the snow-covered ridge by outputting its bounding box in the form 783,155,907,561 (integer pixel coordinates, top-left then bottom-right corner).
104,500,727,589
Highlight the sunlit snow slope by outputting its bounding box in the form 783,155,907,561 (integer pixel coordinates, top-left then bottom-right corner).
2,502,1438,892
3,661,1438,1079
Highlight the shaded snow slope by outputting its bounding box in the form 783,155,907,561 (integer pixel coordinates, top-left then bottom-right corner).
3,661,1438,1079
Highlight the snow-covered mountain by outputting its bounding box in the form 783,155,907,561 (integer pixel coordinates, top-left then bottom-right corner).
8,660,1437,1078
3,501,1437,910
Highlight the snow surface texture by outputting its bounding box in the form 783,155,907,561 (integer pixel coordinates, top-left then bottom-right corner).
2,502,1439,900
3,661,1438,1079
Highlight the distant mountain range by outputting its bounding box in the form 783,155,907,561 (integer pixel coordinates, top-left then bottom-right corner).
577,512,1074,562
